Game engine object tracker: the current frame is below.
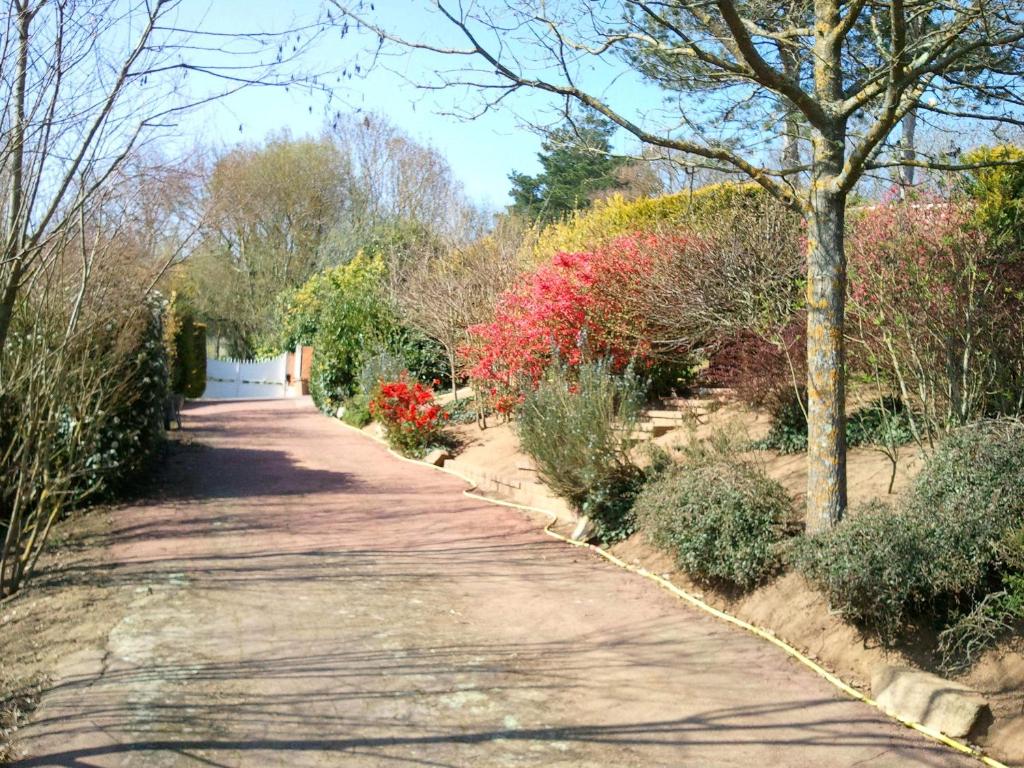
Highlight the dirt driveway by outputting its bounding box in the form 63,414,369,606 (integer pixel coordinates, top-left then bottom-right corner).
9,398,973,767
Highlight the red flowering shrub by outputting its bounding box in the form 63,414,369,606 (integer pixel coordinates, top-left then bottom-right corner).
369,376,450,456
848,197,1024,438
462,234,665,412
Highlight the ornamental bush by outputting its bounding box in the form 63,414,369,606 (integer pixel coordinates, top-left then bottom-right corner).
792,419,1024,644
635,457,794,589
848,197,1024,440
369,377,449,456
464,234,661,412
283,255,448,413
516,359,646,542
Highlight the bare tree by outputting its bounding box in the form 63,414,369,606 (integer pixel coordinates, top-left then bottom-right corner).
0,0,334,359
334,0,1024,531
396,215,526,398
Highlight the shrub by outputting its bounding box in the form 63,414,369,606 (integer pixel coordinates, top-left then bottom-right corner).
755,394,914,455
753,389,808,454
369,377,449,456
636,457,793,589
907,419,1024,524
938,574,1024,673
340,394,372,428
960,145,1024,253
171,315,206,399
286,255,449,413
845,397,913,448
848,197,1024,440
464,236,658,411
357,351,407,396
793,419,1024,644
531,182,763,263
516,359,646,542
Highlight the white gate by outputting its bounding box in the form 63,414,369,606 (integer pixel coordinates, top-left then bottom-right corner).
204,353,288,399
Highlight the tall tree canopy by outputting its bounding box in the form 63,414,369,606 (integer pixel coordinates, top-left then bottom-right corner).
508,114,627,224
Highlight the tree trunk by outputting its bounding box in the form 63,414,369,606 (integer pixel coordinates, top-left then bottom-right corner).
779,45,802,173
899,108,918,190
805,179,848,533
0,4,31,357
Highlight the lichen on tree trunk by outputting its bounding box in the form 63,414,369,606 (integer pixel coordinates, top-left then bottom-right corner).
805,181,848,533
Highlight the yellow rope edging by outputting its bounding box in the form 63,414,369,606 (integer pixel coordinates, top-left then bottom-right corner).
333,417,1008,768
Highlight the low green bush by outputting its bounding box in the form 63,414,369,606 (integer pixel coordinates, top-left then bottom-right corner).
517,359,646,543
938,572,1024,673
635,457,793,589
846,397,913,448
756,394,914,454
340,394,372,428
753,389,807,454
792,419,1024,645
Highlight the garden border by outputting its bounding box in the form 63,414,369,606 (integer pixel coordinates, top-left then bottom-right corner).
331,417,1009,768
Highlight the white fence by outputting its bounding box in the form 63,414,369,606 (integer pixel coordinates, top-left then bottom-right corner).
205,353,288,399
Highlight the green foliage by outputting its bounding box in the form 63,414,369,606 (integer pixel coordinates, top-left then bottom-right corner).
92,300,169,495
753,389,808,454
340,393,373,428
509,113,626,225
169,310,206,399
357,351,408,396
444,395,480,425
756,394,913,454
636,457,794,589
517,359,646,543
845,397,913,448
960,145,1024,252
283,255,448,413
793,419,1024,644
938,573,1024,673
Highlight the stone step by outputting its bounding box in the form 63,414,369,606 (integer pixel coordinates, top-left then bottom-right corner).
656,397,720,411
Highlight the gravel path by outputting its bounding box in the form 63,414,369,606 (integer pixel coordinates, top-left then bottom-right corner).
12,398,973,767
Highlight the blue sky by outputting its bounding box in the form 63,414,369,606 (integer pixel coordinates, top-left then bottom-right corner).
171,1,661,209
171,1,561,208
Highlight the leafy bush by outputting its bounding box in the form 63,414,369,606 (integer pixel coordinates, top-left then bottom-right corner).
357,351,407,396
938,573,1024,673
756,394,914,454
283,255,448,413
793,419,1024,644
2,294,169,596
753,389,808,454
845,397,913,448
168,310,206,399
340,394,372,428
960,145,1024,253
369,377,449,456
636,457,793,589
465,236,658,412
516,360,646,542
848,197,1024,440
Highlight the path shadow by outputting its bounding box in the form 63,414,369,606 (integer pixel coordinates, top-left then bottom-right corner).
154,442,362,502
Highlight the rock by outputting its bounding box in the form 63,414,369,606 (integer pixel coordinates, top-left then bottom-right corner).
336,406,346,420
571,516,596,542
422,448,451,467
871,665,991,739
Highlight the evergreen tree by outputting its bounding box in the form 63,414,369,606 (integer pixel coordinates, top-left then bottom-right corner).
508,115,625,224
